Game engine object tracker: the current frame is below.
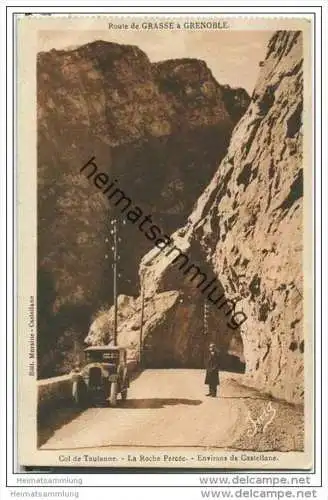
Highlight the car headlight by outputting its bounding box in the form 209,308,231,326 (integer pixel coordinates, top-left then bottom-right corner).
72,360,81,373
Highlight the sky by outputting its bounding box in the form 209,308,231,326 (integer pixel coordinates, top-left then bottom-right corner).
38,30,274,94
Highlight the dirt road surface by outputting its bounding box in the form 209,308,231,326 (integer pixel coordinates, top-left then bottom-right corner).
40,370,303,451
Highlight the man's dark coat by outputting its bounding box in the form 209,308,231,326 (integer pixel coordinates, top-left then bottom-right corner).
205,351,220,386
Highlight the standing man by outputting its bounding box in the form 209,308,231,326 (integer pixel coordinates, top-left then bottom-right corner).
205,343,220,397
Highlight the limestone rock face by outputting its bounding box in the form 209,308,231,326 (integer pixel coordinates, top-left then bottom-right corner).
89,31,303,402
38,40,249,377
193,31,304,402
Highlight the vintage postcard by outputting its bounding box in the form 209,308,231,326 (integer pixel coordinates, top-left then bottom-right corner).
16,14,313,469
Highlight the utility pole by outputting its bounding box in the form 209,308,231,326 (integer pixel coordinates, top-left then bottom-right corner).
203,300,209,337
139,274,145,366
203,300,209,366
110,218,118,346
108,217,126,346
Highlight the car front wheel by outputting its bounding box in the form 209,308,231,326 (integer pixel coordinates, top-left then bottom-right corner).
72,379,87,408
109,382,118,407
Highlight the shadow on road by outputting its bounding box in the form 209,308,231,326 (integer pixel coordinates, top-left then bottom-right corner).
38,368,145,447
120,398,203,409
219,395,269,400
38,397,203,446
38,405,83,448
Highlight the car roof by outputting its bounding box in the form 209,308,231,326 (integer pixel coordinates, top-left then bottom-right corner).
84,345,125,352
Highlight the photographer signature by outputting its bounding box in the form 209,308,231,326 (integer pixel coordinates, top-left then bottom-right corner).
246,401,277,438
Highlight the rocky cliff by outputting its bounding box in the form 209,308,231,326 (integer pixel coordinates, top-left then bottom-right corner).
88,31,304,403
38,40,249,377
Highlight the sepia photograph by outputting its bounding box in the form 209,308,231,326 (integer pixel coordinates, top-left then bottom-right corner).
16,16,312,469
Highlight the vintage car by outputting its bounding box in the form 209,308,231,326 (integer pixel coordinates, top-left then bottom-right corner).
71,346,129,407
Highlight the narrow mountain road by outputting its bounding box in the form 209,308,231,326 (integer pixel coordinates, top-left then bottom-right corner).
40,370,303,451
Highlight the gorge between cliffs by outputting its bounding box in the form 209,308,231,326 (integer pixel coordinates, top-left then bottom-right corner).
38,30,304,406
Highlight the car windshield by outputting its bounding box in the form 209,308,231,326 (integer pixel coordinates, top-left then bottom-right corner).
85,351,118,363
102,351,119,362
